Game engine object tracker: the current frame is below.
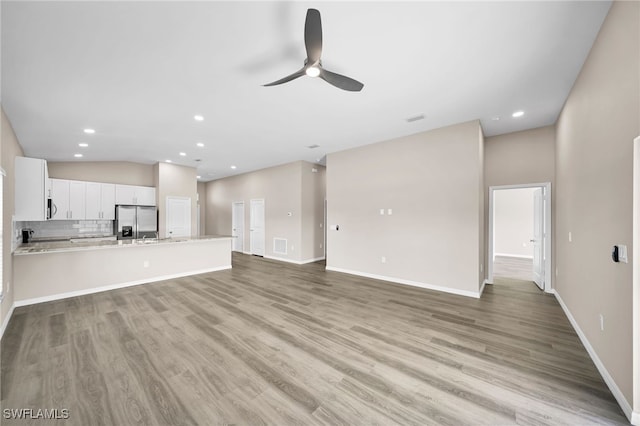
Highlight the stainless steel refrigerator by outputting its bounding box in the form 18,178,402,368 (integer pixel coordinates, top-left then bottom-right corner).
115,205,158,240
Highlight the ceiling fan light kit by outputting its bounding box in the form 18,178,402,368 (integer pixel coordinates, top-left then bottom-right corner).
263,8,364,92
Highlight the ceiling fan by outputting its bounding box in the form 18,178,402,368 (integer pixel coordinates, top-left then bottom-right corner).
263,8,364,92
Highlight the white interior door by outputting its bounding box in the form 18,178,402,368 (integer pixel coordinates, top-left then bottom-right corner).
250,199,265,256
532,188,544,289
232,202,244,253
166,196,191,238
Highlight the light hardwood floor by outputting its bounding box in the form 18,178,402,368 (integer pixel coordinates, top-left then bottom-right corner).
1,253,628,425
493,255,534,282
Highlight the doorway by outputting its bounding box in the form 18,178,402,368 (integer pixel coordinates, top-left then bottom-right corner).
166,196,191,238
250,199,265,256
231,201,244,253
488,183,552,292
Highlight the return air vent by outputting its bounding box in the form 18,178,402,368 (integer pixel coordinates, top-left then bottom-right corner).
273,238,287,255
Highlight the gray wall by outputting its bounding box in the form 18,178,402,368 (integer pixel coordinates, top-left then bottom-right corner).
326,120,484,297
154,162,198,238
555,0,639,406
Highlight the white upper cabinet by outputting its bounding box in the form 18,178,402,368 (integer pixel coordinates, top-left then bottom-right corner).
115,184,156,206
86,182,116,220
50,179,86,220
15,157,49,221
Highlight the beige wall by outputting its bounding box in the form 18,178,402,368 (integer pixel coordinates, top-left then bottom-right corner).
13,239,231,302
483,125,556,285
197,181,207,236
206,161,325,263
555,0,639,408
301,164,326,261
494,188,536,258
326,120,484,297
48,161,154,186
155,163,198,239
484,125,556,188
1,108,25,333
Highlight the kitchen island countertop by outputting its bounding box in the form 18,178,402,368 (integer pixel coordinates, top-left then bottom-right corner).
14,235,233,255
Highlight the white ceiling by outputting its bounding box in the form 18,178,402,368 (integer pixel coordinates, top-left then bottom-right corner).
1,1,611,181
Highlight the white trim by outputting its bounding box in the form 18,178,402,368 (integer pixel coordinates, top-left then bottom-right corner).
264,255,325,265
553,289,632,421
14,265,232,308
479,279,488,296
494,253,534,260
325,266,481,299
634,135,640,423
0,302,16,340
488,182,552,293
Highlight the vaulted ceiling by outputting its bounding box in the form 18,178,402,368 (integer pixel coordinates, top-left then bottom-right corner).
1,1,611,180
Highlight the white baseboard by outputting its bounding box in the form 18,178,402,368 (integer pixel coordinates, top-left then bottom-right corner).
0,302,16,340
264,255,326,265
14,265,232,308
552,289,632,422
479,279,488,296
494,253,534,260
325,266,481,299
632,410,640,426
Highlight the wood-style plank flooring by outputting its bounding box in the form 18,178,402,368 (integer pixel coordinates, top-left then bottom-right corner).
493,256,534,282
1,253,628,425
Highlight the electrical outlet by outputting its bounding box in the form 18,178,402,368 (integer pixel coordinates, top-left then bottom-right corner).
379,209,385,215
6,282,10,294
480,264,483,272
319,243,322,248
381,256,386,263
568,231,572,242
387,209,393,215
291,245,294,251
599,314,604,331
143,261,150,268
555,268,558,277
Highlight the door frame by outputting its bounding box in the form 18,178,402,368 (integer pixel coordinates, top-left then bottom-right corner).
632,135,640,422
249,198,265,256
487,182,552,293
231,201,245,253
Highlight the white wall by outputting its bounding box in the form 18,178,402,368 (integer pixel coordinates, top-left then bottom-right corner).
494,188,535,258
326,120,484,297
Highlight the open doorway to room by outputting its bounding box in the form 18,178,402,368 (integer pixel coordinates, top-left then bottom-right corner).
488,183,552,292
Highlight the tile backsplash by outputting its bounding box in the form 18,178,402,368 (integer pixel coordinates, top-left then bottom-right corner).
16,220,114,243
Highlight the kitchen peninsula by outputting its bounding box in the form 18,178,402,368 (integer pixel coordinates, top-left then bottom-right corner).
13,235,232,305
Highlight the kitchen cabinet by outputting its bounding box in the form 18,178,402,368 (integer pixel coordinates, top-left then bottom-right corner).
115,184,156,206
86,182,116,220
15,157,49,221
50,179,86,220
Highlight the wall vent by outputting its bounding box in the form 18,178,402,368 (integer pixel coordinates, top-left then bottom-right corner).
273,238,287,255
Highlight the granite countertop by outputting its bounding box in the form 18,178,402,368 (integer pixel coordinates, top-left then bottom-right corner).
14,235,233,255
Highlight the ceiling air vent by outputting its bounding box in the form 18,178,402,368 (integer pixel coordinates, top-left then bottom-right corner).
307,144,320,149
406,113,425,123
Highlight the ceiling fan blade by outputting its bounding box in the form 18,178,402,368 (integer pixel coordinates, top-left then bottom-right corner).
319,68,364,92
263,68,306,87
304,9,322,63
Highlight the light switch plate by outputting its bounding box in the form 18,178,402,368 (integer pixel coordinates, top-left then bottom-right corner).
618,244,628,263
387,209,393,215
379,209,385,215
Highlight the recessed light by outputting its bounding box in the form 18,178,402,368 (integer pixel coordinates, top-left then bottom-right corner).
196,142,205,147
194,115,204,121
230,165,237,170
512,111,524,118
74,153,83,158
78,143,89,147
196,175,201,179
179,152,186,156
166,160,172,163
83,128,95,134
